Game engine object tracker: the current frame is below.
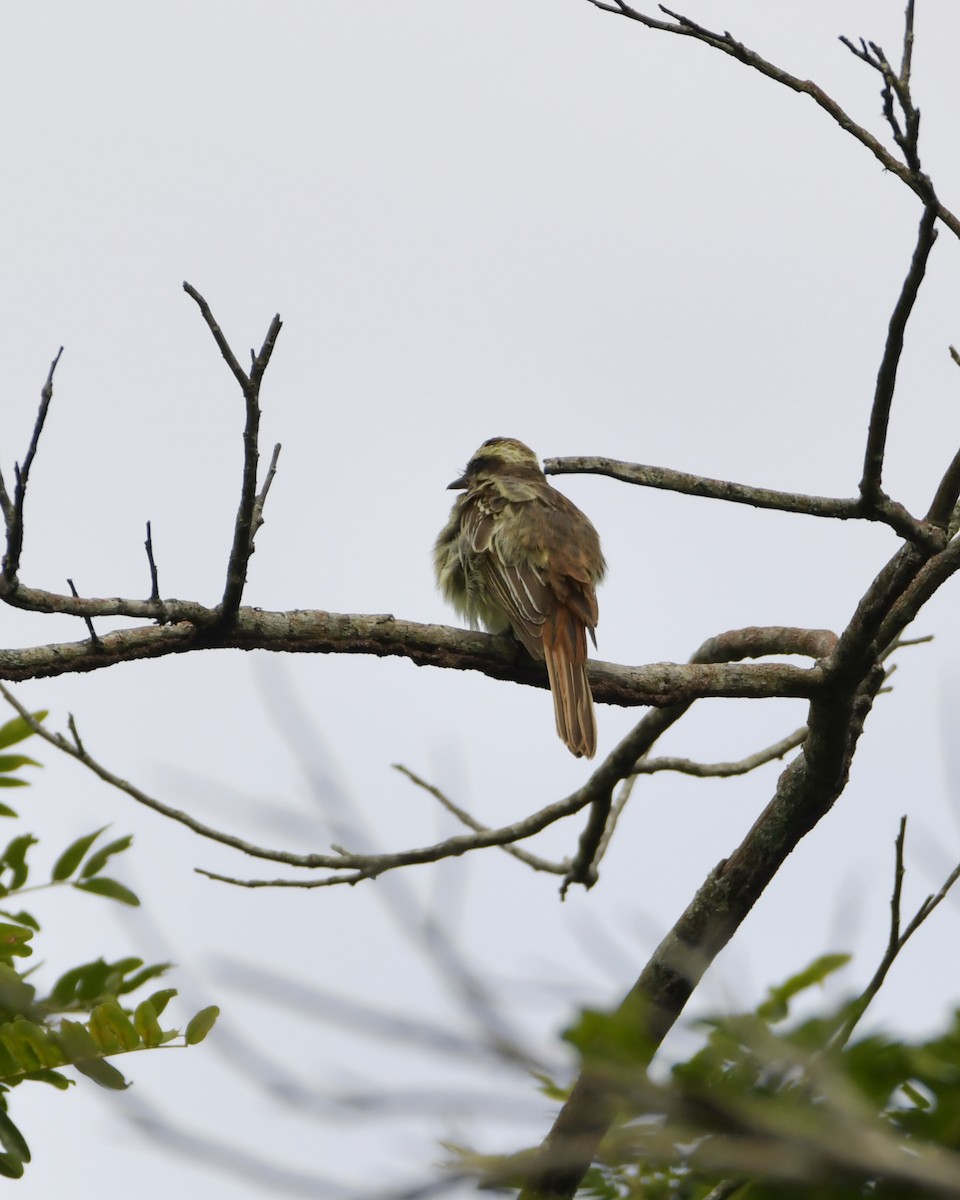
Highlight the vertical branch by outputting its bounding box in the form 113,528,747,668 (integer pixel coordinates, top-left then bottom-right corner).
144,521,161,603
2,348,64,585
182,283,282,627
858,202,938,508
900,0,916,92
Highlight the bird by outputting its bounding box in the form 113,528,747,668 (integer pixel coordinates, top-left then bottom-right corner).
434,437,605,758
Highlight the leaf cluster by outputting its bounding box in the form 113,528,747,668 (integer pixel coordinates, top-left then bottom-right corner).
0,712,219,1179
567,955,960,1199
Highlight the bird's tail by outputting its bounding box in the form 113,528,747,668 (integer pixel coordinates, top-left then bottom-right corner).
542,608,597,758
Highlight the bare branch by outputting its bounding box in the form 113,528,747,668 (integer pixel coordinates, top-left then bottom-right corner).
393,765,567,875
66,578,100,646
0,605,828,707
544,457,866,520
182,282,249,391
545,457,941,546
583,3,960,240
0,684,666,884
901,0,916,91
182,282,283,626
144,521,161,603
568,704,691,889
1,348,63,584
832,816,960,1048
859,202,939,515
633,726,807,779
925,439,960,530
518,656,886,1199
561,630,830,893
251,442,282,538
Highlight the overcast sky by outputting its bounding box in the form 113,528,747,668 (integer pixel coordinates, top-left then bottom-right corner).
4,2,960,1197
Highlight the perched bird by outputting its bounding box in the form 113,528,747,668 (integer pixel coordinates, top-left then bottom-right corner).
434,437,605,758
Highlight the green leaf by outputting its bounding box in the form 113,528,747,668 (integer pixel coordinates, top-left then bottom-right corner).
0,1099,27,1156
54,1019,100,1061
79,835,133,879
48,959,122,1007
0,925,33,963
185,1006,219,1045
72,1057,129,1091
134,1001,164,1049
146,989,177,1018
757,954,851,1023
0,1029,39,1073
0,1155,25,1180
73,877,139,907
0,910,39,933
0,1037,22,1080
9,1020,63,1070
118,962,172,995
0,803,18,818
0,779,28,790
50,827,108,883
564,1003,656,1071
90,1002,140,1053
0,757,39,775
0,836,36,890
0,964,35,1019
0,713,46,752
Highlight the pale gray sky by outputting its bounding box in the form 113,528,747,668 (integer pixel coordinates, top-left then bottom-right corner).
3,2,960,1196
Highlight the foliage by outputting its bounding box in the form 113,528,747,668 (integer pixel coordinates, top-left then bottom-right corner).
456,952,960,1197
0,711,219,1180
567,955,960,1198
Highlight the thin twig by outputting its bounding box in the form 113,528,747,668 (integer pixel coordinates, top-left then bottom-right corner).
251,442,282,537
182,282,248,391
2,348,63,582
393,764,567,875
831,817,960,1049
544,457,865,520
901,0,916,90
859,202,939,519
66,579,100,645
582,2,960,240
545,456,940,546
561,630,831,894
182,282,283,627
841,3,921,173
144,521,160,603
632,727,807,779
0,683,630,883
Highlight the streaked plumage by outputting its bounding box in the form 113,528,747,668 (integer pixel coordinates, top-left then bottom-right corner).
434,437,605,758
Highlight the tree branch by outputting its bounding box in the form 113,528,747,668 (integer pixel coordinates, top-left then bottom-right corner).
182,282,283,627
543,457,868,520
831,815,960,1048
1,347,63,585
583,2,960,240
392,764,568,875
632,726,807,779
560,630,832,894
545,453,943,548
0,606,828,705
143,521,161,604
518,665,884,1199
859,201,939,520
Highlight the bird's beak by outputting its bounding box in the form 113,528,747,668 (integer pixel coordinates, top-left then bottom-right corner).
447,474,468,490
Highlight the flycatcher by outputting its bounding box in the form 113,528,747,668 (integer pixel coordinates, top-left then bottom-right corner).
434,437,605,758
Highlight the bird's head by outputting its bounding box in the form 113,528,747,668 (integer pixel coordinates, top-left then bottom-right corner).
447,437,542,490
